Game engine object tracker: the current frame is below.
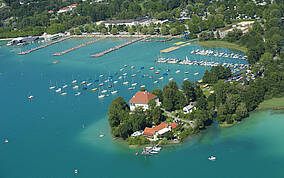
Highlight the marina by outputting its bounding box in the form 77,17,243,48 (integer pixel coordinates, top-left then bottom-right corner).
53,38,103,56
17,36,72,55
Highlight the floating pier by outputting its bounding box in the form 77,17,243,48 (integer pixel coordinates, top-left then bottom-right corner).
91,38,144,57
160,46,181,53
53,38,103,56
18,36,72,55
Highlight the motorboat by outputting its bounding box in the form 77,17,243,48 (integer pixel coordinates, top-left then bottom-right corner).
49,86,55,90
75,92,81,96
152,146,162,152
149,67,155,70
184,78,188,81
101,90,107,93
99,134,105,137
111,90,118,94
92,88,98,91
194,72,199,75
184,71,189,74
150,151,159,154
169,78,174,81
81,81,86,85
98,95,105,99
118,76,123,80
99,74,104,77
61,92,67,96
113,81,118,84
73,85,79,90
55,88,62,92
62,84,68,88
131,74,136,77
131,83,137,86
4,139,8,143
99,83,104,86
153,81,158,84
123,73,127,76
123,81,129,85
208,156,216,161
72,80,77,84
175,70,180,73
86,83,92,86
28,95,34,99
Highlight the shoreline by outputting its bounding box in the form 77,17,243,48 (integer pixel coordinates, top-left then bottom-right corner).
196,40,247,53
71,34,182,39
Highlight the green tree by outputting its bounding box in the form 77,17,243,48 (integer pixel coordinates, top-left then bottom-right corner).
111,27,118,35
182,80,196,102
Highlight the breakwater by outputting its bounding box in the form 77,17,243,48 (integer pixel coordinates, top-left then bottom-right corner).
53,38,103,56
18,36,72,55
91,38,144,57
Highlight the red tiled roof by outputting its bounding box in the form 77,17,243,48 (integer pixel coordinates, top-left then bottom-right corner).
129,91,157,104
144,127,156,136
48,10,54,13
171,122,179,129
143,122,169,136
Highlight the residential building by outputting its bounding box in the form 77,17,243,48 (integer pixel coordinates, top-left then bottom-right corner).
129,91,160,111
183,102,196,114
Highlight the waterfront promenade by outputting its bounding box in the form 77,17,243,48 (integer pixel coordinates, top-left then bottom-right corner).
18,36,72,55
53,38,104,56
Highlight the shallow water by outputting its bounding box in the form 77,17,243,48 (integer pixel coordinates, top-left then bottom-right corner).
0,38,283,178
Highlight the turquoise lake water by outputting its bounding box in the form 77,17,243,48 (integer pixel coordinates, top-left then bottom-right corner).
0,38,283,178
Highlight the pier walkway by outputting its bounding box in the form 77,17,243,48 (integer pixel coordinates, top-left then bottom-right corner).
18,36,72,55
53,38,103,56
91,37,145,57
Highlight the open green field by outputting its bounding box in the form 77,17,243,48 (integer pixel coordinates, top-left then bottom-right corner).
196,40,247,53
257,97,284,110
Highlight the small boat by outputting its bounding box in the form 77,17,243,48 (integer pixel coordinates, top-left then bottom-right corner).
28,95,34,99
150,151,159,154
140,85,145,88
184,78,188,81
61,92,67,96
86,83,92,86
49,86,55,90
194,72,199,75
74,169,78,175
81,81,86,85
99,83,104,86
111,90,118,94
62,84,68,88
52,61,59,64
99,134,105,137
131,83,137,86
4,139,8,143
149,67,155,70
158,77,164,80
184,71,189,74
55,88,62,92
123,73,127,76
98,95,105,99
208,156,216,161
99,74,104,77
118,76,123,80
75,92,81,96
152,146,162,152
124,65,127,68
153,81,158,84
169,78,174,81
113,81,118,84
73,85,79,90
131,66,135,69
101,90,107,93
123,81,129,85
155,71,159,74
72,80,77,84
92,88,98,91
175,70,180,73
166,69,170,72
131,74,136,77
128,87,134,90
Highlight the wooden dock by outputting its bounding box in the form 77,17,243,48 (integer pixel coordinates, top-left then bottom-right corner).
18,36,72,55
91,38,144,57
160,46,181,53
53,38,103,56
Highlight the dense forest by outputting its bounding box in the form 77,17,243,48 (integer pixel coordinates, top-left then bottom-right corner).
1,0,283,37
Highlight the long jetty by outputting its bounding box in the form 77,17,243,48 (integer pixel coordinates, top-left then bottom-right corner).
53,38,103,56
18,36,72,55
91,38,144,57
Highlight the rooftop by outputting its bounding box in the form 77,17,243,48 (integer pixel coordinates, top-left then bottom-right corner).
129,91,157,104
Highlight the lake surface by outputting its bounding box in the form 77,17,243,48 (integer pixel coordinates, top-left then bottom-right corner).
0,38,283,178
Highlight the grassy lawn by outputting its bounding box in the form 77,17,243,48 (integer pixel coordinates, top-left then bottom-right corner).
257,97,284,110
196,40,247,53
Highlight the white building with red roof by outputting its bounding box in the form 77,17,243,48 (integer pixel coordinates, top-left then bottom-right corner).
129,91,160,111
